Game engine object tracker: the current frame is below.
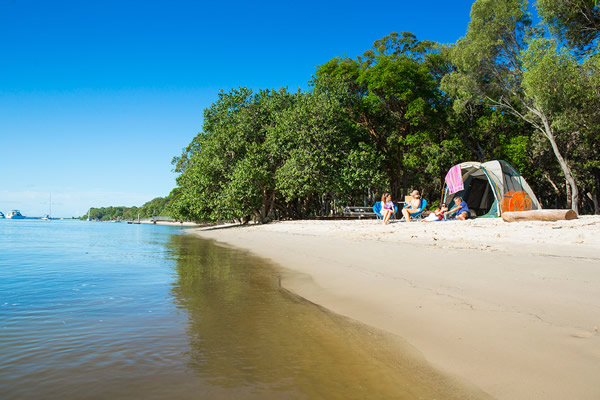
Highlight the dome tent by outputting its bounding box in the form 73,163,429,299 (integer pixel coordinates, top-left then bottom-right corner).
442,160,541,218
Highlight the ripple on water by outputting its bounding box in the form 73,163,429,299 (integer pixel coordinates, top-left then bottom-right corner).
0,220,488,400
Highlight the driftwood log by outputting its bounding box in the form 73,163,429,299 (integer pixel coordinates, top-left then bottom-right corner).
502,209,577,222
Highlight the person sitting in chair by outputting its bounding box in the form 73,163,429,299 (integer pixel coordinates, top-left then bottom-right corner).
380,192,396,224
402,190,425,222
446,196,470,220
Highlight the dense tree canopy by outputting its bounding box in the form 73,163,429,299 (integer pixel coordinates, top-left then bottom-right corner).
162,0,600,222
314,32,452,200
81,196,173,221
537,0,600,55
441,0,590,212
169,84,381,223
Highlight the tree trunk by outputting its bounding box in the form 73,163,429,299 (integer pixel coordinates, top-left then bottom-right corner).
542,172,561,196
386,163,401,201
255,189,274,224
565,177,572,209
269,193,276,219
594,171,600,215
539,115,579,214
586,192,598,215
542,171,562,209
502,209,577,222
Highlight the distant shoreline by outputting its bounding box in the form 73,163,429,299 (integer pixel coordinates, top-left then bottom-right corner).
135,220,206,227
190,217,600,400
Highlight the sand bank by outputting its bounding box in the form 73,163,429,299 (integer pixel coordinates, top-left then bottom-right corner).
190,216,600,400
136,220,206,227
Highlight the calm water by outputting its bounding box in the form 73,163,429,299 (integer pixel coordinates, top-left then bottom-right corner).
0,219,485,400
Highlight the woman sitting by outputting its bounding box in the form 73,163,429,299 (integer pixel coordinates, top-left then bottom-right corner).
380,192,396,224
401,190,425,222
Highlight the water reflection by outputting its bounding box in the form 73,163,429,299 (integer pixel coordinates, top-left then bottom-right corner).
0,221,489,400
168,234,489,400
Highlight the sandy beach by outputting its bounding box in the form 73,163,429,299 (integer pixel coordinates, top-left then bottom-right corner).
190,216,600,400
136,220,206,227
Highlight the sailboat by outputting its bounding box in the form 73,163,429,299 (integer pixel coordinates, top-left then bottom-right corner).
42,194,52,220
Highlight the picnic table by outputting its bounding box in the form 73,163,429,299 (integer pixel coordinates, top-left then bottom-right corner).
343,202,406,220
343,206,377,219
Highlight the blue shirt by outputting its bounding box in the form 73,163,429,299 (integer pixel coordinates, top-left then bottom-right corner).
456,201,470,217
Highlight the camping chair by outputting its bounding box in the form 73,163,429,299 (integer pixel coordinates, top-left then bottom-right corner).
401,198,427,221
373,201,398,220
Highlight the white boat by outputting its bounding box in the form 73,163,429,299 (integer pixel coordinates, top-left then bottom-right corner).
42,194,52,220
7,210,25,219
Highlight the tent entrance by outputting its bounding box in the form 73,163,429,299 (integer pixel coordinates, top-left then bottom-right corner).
446,172,499,218
462,174,497,218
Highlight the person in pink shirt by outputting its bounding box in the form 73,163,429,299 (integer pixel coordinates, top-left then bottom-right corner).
380,192,395,224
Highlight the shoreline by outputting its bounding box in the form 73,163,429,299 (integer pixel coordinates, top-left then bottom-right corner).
136,220,207,227
190,217,600,400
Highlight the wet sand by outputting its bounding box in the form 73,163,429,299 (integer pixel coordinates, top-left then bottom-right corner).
190,216,600,400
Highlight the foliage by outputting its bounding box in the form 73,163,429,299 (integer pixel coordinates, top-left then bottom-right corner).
442,0,584,212
169,85,376,223
537,0,600,55
520,37,600,212
314,32,455,199
80,196,173,221
268,81,378,213
167,3,600,218
170,88,290,223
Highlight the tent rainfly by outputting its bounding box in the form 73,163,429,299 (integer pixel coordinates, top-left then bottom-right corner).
442,160,541,218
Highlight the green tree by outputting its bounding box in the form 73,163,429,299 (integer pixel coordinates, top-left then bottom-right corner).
138,196,172,218
442,0,582,212
537,0,600,55
579,55,600,213
536,0,600,213
171,88,295,223
268,80,379,216
315,32,448,200
522,40,600,213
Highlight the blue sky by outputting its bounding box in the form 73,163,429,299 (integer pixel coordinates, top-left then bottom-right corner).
0,0,476,218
